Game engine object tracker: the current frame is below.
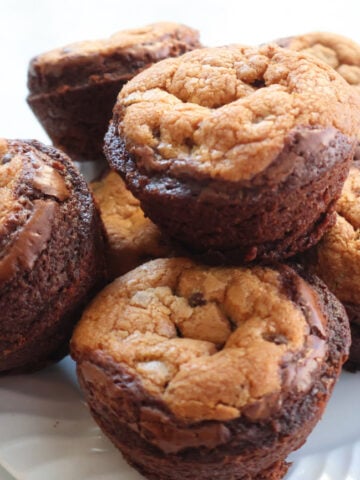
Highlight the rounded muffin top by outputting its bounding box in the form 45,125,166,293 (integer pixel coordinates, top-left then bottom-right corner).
310,162,360,304
0,139,70,285
276,32,360,89
28,22,201,93
114,44,360,182
72,258,327,423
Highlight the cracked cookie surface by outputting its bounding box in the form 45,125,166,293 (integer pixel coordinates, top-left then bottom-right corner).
72,257,327,422
114,43,360,182
276,32,360,91
71,257,350,480
27,22,201,162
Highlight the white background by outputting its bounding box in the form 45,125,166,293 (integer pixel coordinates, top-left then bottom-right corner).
1,0,360,142
1,1,360,479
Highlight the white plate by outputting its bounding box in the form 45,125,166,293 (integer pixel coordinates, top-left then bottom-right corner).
0,357,359,480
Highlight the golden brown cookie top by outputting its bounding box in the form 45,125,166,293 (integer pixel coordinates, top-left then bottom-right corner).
72,258,327,423
29,22,200,75
310,164,360,304
114,44,360,182
277,32,360,89
90,170,173,277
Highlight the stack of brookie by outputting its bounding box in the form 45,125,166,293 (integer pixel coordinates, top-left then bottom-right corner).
2,24,360,479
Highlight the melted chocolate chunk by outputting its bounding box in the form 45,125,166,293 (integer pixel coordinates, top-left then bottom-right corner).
188,292,207,307
263,333,289,345
251,78,266,88
1,153,13,164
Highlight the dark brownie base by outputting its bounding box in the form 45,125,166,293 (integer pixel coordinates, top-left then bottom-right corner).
354,142,360,162
92,405,290,480
27,30,201,163
73,266,349,480
343,303,360,372
105,122,354,263
28,78,128,162
0,140,107,373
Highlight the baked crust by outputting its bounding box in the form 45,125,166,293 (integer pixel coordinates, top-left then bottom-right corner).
27,22,201,162
0,139,106,372
105,121,353,261
106,44,359,259
276,32,360,162
73,259,318,421
28,22,201,93
300,162,360,369
90,170,174,278
276,31,360,91
71,258,349,479
305,163,360,304
112,43,359,182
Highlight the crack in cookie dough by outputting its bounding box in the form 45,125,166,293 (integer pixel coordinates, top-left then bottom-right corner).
73,258,326,422
276,32,360,90
114,44,360,182
310,164,360,303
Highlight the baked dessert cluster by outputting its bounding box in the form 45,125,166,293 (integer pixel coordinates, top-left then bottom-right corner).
27,22,201,162
9,23,360,480
0,138,106,372
71,258,349,480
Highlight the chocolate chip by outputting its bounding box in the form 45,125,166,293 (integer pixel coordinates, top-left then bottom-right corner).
152,128,161,140
184,137,194,149
309,325,326,339
244,246,258,262
175,324,183,338
251,78,266,88
1,153,12,164
354,144,360,161
188,292,207,307
263,333,288,345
